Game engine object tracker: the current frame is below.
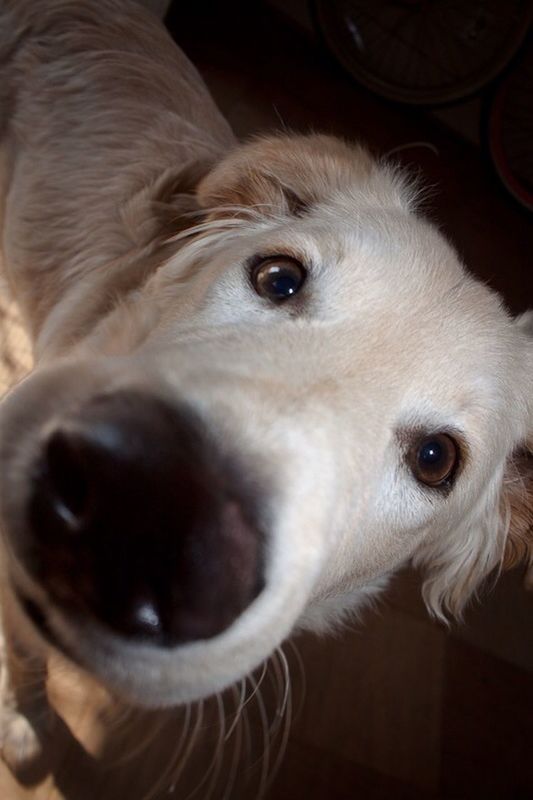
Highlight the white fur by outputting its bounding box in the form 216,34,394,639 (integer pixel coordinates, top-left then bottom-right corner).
0,0,531,772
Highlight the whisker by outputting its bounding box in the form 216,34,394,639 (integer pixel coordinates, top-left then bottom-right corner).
273,648,291,736
224,677,247,742
240,689,254,784
384,140,440,158
284,638,307,719
100,699,134,733
264,651,282,740
135,714,173,800
268,646,293,787
109,707,168,769
151,701,200,800
201,692,226,800
242,660,268,710
180,693,226,800
220,684,244,800
247,673,271,800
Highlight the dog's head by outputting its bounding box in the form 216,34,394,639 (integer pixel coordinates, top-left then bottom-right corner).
1,134,532,706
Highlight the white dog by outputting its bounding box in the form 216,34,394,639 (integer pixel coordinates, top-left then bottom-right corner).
0,0,531,778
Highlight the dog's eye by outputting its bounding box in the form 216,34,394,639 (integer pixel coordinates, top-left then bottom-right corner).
251,257,306,302
411,433,459,488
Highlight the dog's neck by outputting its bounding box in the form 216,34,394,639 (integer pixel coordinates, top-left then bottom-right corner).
33,154,222,362
0,0,235,357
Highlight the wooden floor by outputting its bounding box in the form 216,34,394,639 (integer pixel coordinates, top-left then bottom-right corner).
1,2,532,798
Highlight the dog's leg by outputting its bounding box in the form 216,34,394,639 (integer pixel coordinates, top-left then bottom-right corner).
0,600,54,779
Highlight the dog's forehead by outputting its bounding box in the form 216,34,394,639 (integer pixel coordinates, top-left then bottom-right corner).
253,206,522,416
152,202,522,431
279,205,504,345
304,203,464,291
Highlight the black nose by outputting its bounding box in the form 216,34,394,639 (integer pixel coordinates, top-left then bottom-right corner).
28,391,264,646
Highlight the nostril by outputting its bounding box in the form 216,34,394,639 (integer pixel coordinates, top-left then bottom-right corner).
44,429,93,533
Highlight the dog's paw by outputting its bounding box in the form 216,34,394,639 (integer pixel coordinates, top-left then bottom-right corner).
0,707,56,782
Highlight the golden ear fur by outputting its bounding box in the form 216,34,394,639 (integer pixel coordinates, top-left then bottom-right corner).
122,160,212,247
502,441,533,587
503,311,533,588
196,133,375,218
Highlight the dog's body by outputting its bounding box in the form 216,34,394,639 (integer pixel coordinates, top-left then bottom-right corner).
0,0,532,780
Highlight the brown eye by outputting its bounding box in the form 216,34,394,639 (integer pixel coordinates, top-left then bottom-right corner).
251,257,306,302
410,433,459,488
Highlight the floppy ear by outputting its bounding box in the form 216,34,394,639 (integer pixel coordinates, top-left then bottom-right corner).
418,311,533,618
122,160,211,247
502,311,533,587
418,445,533,620
196,133,377,219
501,440,533,584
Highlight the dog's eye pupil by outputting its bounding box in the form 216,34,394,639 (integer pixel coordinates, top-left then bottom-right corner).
271,273,299,296
420,440,443,465
251,257,306,302
411,433,459,488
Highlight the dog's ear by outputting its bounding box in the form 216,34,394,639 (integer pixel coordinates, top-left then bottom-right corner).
196,134,377,219
501,440,533,584
418,311,533,617
502,311,533,587
122,160,210,247
419,445,533,619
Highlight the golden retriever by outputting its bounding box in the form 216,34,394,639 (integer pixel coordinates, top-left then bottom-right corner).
0,0,531,779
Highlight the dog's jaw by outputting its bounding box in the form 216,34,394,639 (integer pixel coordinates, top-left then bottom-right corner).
4,517,322,708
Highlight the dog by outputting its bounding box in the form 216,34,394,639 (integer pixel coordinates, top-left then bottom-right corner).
0,0,532,781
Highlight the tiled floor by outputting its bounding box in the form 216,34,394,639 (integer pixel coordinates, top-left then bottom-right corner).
0,2,531,798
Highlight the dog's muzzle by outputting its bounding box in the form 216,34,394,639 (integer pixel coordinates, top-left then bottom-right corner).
24,390,265,647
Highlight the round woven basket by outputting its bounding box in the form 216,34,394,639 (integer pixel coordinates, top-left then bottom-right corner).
314,0,533,106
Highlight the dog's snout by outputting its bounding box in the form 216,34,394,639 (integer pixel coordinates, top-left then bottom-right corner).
28,391,265,646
